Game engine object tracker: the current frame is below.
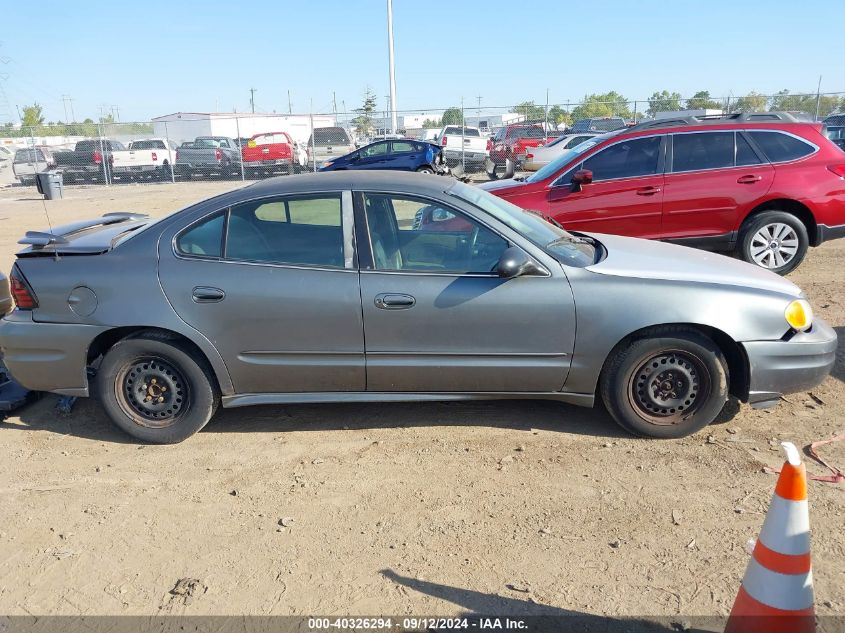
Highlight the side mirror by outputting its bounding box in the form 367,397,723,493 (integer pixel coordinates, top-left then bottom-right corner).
570,168,593,192
496,246,547,278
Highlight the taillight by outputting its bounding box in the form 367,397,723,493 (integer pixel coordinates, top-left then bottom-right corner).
175,149,180,160
828,165,845,178
441,136,447,146
486,139,493,151
525,153,534,160
215,149,222,161
9,266,37,310
92,150,102,164
151,151,158,162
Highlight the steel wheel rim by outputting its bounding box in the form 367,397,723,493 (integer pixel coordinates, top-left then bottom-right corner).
749,223,799,269
628,350,711,426
116,356,189,428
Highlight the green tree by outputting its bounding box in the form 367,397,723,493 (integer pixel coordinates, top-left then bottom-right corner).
548,105,571,127
570,92,632,121
99,113,115,124
769,89,840,118
511,101,545,121
351,87,378,136
422,118,442,129
441,107,463,125
730,91,768,113
685,90,722,110
21,103,45,127
646,90,682,117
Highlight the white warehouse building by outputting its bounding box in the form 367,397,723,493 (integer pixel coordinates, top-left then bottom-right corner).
152,112,338,146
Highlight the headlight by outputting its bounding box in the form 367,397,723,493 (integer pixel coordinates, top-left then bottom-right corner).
785,299,813,331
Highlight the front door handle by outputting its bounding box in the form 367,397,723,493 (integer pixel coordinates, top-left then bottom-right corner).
636,186,661,196
192,286,225,303
737,174,762,184
374,293,416,310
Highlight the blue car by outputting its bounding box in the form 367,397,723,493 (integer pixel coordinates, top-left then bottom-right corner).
319,139,445,173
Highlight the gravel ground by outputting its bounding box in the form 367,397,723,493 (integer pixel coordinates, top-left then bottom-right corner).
0,180,842,622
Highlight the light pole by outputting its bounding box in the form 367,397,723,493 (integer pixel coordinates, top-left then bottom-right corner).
387,0,398,134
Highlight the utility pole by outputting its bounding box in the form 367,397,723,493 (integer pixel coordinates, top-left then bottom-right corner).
386,0,398,134
61,95,70,123
814,75,823,121
61,95,76,122
288,90,292,114
249,88,257,114
477,95,482,118
111,105,120,122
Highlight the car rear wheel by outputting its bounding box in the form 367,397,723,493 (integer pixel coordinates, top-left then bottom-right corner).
416,166,434,174
96,332,219,443
738,211,808,275
600,329,728,439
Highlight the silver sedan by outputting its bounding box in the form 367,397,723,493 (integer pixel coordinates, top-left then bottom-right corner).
521,133,600,171
0,172,836,442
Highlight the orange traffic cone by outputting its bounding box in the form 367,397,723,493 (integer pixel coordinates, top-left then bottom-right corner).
725,442,814,633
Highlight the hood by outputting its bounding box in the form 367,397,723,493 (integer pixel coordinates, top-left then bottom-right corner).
585,233,802,297
478,178,528,193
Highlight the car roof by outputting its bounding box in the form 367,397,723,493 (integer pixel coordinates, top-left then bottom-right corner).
244,170,454,198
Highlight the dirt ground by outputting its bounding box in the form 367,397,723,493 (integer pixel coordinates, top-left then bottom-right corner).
0,180,842,623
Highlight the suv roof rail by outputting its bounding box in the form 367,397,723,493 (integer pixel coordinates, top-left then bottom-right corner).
628,111,805,132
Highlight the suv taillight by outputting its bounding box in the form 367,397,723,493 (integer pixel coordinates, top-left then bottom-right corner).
9,266,37,309
827,165,845,178
151,151,158,162
175,149,180,160
486,139,493,151
92,150,102,164
215,149,222,161
441,136,447,146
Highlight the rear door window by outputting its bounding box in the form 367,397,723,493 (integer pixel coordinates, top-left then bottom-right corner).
671,132,735,172
748,131,816,163
582,135,661,181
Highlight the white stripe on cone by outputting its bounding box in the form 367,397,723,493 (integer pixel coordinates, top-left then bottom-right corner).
741,558,814,611
758,496,811,555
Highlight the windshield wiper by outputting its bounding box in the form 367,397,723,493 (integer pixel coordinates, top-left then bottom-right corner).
524,208,564,229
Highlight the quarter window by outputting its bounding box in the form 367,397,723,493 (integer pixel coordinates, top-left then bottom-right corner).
364,194,508,274
672,132,735,172
391,141,416,153
748,131,815,163
581,136,661,181
736,133,763,166
177,213,225,258
226,196,344,267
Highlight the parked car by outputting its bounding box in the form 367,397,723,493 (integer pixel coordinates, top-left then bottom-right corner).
175,137,242,179
480,112,845,274
489,124,547,166
569,117,627,133
241,132,302,178
319,139,446,173
12,147,57,185
111,139,178,181
306,127,356,170
0,172,836,443
437,125,491,170
54,139,125,183
823,114,845,151
522,133,600,171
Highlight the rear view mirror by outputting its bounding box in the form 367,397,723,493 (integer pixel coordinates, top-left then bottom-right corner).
571,169,593,192
496,246,547,278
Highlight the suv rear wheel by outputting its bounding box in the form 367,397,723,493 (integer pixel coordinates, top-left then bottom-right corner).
738,211,808,275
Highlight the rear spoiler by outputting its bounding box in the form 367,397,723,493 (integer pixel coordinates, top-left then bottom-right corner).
18,213,149,249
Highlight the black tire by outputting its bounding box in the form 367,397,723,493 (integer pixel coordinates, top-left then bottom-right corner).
600,328,728,439
737,211,808,275
96,332,219,443
159,163,171,181
416,166,434,174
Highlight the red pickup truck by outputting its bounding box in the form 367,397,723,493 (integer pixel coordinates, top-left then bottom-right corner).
490,124,547,166
241,132,299,177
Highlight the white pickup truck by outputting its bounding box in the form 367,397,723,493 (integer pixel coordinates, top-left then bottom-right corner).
436,125,490,171
111,138,178,180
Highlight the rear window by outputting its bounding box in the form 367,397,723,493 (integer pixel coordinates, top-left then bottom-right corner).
748,131,815,163
442,126,480,137
76,140,124,151
511,127,545,139
130,140,167,150
310,128,351,145
14,148,45,162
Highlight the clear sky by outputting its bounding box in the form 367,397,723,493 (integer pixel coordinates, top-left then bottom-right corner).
1,0,842,123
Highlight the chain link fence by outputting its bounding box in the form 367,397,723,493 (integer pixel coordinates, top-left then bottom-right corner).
2,92,844,188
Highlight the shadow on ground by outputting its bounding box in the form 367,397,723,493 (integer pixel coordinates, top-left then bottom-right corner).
380,569,719,632
1,393,628,444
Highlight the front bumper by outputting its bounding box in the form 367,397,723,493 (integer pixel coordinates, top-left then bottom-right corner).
0,311,108,397
743,317,838,407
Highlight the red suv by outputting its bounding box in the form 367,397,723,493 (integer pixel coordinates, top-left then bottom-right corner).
480,112,845,274
490,124,547,166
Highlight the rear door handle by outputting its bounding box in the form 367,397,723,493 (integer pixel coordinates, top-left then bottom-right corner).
374,293,416,310
737,174,762,184
636,186,661,196
192,286,225,303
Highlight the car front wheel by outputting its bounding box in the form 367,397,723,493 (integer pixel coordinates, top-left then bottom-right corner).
416,166,434,174
737,211,808,275
96,332,219,443
600,329,728,439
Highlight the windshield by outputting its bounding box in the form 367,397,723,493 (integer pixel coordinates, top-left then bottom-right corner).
526,138,600,182
447,182,597,267
512,126,545,139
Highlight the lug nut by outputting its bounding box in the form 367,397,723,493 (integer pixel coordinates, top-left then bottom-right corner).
151,378,157,384
158,397,165,403
141,383,147,389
